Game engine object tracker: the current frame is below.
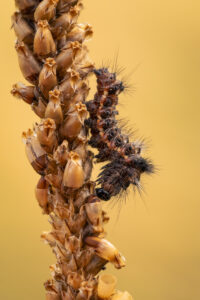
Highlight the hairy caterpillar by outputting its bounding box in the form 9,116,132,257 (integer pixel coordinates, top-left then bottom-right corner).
86,68,154,201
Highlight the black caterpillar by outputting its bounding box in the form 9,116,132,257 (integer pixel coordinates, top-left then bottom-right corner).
86,68,154,201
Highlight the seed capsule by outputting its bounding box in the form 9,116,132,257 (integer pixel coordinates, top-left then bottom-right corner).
34,0,59,22
46,292,61,300
63,151,84,189
60,102,87,140
52,4,83,38
35,176,50,213
11,82,35,104
35,118,57,153
45,89,63,125
12,12,34,44
15,41,41,84
56,41,81,77
53,140,69,165
72,134,87,161
32,97,46,118
97,274,117,299
15,0,38,12
67,23,93,43
34,20,56,57
59,69,80,109
72,80,90,104
57,0,79,14
39,58,57,99
84,237,126,269
22,129,48,175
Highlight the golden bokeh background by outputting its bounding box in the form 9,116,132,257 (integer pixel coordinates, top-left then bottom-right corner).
1,0,200,299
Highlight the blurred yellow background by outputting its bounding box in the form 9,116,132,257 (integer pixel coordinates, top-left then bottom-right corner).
0,0,200,299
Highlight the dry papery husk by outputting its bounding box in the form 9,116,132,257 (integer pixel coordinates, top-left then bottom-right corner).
97,274,117,299
111,291,134,300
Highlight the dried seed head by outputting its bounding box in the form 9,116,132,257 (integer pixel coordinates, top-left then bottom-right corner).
111,291,134,300
45,167,63,189
57,0,80,14
67,272,83,290
32,97,46,118
56,41,81,77
35,176,50,213
35,118,57,152
34,20,56,57
12,12,34,44
67,23,93,43
63,151,84,189
85,202,102,227
46,292,61,300
97,274,117,299
72,80,90,104
84,237,126,269
53,140,69,165
59,69,80,108
15,41,41,84
34,0,59,22
45,89,63,125
22,129,48,175
60,102,87,140
76,279,96,300
39,58,57,99
11,82,35,104
72,134,87,161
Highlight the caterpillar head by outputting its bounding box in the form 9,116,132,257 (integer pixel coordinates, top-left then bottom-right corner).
94,68,124,95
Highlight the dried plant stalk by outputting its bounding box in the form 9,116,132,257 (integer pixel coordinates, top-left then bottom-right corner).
11,0,132,299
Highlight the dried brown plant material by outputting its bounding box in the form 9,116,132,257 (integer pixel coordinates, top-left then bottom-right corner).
45,89,63,125
63,151,84,188
35,176,50,213
97,274,117,299
15,41,41,84
15,0,38,12
39,58,57,99
34,0,59,22
59,69,80,108
67,23,93,43
57,0,79,14
11,82,35,104
12,12,34,44
111,291,134,300
53,140,69,165
35,118,58,152
85,236,126,269
34,20,56,57
32,97,46,118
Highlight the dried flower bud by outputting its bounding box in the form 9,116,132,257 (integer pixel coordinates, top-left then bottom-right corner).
67,272,83,290
83,151,93,181
97,274,117,299
85,202,102,227
34,20,56,57
12,12,34,44
85,237,126,269
72,134,87,161
39,58,58,99
34,0,59,22
11,82,35,104
45,89,63,125
53,140,69,165
63,151,84,189
35,176,50,213
52,4,83,38
60,288,74,300
22,129,48,175
56,41,81,77
46,292,61,300
72,80,90,104
60,102,87,140
35,118,57,152
59,69,80,109
57,0,79,14
67,24,93,43
15,0,37,12
15,41,41,84
45,167,63,189
32,97,46,118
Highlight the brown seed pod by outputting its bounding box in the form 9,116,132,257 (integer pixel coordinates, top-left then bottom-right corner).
63,151,84,189
11,82,35,104
15,41,41,84
22,129,49,175
45,89,63,125
72,80,90,104
52,4,83,38
12,12,34,44
32,97,47,118
56,41,81,77
34,20,56,57
35,176,50,213
46,292,61,300
67,23,93,43
39,58,58,99
35,118,58,153
34,0,59,22
57,0,79,14
84,237,126,269
60,102,87,140
72,133,87,161
53,140,69,165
